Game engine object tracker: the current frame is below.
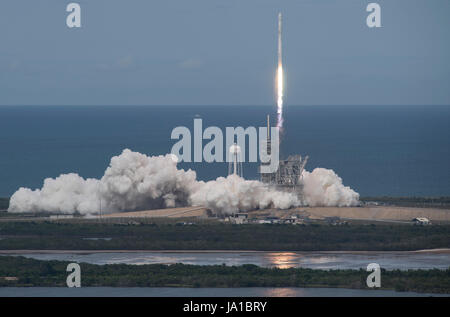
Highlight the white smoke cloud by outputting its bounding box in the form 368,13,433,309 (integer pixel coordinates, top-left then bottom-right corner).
8,174,99,214
191,175,300,214
8,149,359,214
302,168,360,207
99,150,197,212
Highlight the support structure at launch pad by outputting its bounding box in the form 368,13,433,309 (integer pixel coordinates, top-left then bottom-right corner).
259,116,309,199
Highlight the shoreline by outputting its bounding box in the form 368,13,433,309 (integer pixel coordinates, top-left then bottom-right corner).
1,248,449,255
0,286,447,297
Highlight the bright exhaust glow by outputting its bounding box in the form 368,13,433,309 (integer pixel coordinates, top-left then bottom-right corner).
276,63,283,129
276,12,284,130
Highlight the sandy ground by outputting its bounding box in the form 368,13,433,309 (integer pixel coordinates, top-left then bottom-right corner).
1,206,447,223
253,206,450,222
101,205,449,221
102,206,208,219
301,206,450,222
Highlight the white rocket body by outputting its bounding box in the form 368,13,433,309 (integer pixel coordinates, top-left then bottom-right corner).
278,12,282,66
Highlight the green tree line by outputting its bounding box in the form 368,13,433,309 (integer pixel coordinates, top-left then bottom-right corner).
0,256,448,294
0,222,449,251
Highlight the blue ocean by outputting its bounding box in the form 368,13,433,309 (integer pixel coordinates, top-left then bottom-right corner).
0,105,449,197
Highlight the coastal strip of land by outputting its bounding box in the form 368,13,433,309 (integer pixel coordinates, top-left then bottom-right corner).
0,256,448,294
0,248,449,254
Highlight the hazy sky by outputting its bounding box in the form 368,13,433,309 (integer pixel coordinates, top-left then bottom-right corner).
0,0,449,106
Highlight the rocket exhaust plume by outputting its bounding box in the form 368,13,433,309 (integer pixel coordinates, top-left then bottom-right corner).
276,12,284,130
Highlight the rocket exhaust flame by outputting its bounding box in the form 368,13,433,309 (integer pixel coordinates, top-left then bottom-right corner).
277,64,283,129
276,12,284,130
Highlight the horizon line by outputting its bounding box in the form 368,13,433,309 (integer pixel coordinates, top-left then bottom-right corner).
1,104,450,107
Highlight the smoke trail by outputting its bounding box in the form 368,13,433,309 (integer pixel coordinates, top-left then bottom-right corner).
8,149,359,215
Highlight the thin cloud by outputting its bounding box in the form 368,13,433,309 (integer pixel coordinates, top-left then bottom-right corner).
179,58,203,70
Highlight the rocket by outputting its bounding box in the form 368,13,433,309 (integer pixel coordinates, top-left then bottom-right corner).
278,12,282,67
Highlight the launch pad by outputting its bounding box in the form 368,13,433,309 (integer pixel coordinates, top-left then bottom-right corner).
259,115,309,201
259,147,309,201
260,154,308,188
